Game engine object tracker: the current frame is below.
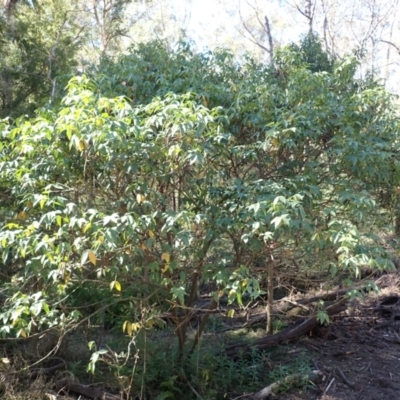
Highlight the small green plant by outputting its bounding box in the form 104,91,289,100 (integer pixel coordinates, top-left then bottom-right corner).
205,315,225,332
68,360,85,377
267,351,313,394
272,318,288,332
155,375,183,400
84,335,141,399
87,341,108,374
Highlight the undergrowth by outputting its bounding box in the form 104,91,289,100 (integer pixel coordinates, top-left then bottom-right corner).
81,326,314,399
0,326,314,400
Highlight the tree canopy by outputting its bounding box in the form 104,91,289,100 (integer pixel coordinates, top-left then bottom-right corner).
1,40,399,340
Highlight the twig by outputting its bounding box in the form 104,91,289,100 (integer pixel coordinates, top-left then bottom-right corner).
358,362,371,372
382,336,400,344
379,39,400,55
283,299,310,311
337,367,357,389
231,393,253,400
324,377,335,394
181,370,204,400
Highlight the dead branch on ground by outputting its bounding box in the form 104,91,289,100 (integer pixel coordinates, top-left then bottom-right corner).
226,298,348,358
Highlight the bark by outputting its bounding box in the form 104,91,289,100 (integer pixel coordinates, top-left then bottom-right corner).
264,14,274,57
4,0,19,37
395,196,400,236
293,0,316,34
265,261,274,334
176,237,214,354
179,270,200,343
1,0,20,114
190,298,218,353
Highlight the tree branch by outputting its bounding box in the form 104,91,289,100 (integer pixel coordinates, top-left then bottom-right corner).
237,1,272,53
379,39,400,55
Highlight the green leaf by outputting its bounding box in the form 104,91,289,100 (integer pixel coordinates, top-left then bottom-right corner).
170,286,186,304
316,311,330,325
30,302,42,316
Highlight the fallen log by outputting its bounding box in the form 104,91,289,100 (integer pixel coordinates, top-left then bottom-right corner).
249,369,323,399
226,298,348,358
56,379,120,400
276,288,348,311
246,288,349,327
30,359,67,379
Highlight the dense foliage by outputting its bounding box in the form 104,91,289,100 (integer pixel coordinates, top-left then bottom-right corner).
0,0,83,118
1,38,400,397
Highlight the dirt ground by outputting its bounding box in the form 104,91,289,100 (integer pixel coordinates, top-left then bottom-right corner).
272,271,400,400
3,272,400,400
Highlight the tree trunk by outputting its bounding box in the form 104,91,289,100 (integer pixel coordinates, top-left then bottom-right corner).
395,194,400,236
1,0,20,115
266,260,274,334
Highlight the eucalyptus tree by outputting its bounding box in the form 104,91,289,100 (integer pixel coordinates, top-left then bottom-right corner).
232,0,400,90
78,0,149,62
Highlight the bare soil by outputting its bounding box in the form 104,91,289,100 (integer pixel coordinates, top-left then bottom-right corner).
271,271,400,400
